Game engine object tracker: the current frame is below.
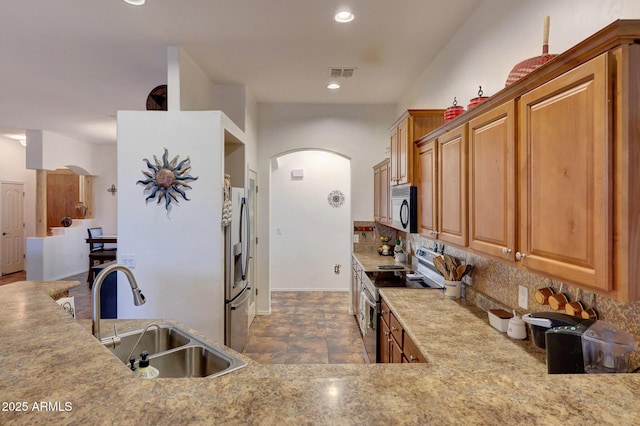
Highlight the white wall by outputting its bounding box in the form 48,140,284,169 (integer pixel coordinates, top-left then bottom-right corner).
117,110,242,343
178,48,217,112
399,0,640,112
270,150,351,291
91,144,117,235
26,219,96,280
25,130,95,174
256,103,396,312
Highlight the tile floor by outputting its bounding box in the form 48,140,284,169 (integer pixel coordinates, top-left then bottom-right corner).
2,271,366,365
243,291,365,365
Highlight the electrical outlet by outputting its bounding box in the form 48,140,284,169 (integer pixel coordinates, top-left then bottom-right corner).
121,254,135,268
518,285,528,309
353,234,359,243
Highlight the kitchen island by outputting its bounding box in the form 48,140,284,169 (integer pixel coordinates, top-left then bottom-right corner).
1,281,639,425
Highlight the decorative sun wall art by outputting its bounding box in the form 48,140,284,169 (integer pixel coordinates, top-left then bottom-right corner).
327,190,345,208
136,147,199,210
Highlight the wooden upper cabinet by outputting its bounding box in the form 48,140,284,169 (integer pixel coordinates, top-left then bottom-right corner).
395,118,408,185
373,159,391,225
390,126,401,185
518,53,611,292
374,163,381,221
389,110,444,186
437,124,468,247
416,139,438,237
468,102,516,261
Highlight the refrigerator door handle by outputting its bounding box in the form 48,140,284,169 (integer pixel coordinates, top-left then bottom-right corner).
239,196,250,280
230,285,250,310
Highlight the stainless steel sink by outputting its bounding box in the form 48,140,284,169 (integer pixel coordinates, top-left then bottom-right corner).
131,345,241,378
103,323,247,378
107,324,191,362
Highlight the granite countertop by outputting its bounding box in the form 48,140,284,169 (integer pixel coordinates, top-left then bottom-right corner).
352,252,411,272
1,281,639,425
379,288,548,374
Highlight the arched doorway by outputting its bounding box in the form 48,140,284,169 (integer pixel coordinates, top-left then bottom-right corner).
270,149,351,291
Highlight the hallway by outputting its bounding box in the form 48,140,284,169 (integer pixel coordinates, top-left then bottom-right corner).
244,291,365,364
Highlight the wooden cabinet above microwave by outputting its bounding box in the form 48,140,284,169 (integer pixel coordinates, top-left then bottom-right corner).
388,110,443,186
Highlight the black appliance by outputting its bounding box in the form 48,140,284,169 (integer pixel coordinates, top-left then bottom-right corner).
545,322,594,374
390,184,417,233
523,312,595,374
522,312,585,348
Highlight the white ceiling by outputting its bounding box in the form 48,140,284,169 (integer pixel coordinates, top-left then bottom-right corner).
0,0,481,144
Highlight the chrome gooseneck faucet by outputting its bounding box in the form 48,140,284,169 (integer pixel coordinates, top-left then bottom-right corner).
92,264,146,344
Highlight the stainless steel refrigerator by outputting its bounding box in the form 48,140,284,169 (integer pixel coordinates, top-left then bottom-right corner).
224,187,250,352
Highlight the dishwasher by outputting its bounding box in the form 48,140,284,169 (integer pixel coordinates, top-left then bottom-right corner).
359,281,378,363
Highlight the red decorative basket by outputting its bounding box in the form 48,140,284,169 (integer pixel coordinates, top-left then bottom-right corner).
505,16,558,86
467,86,489,110
444,98,465,123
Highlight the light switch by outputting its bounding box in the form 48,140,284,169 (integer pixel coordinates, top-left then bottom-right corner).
518,285,528,309
353,234,359,243
122,254,136,268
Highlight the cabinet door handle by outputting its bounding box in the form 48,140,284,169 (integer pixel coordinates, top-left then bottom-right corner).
380,310,386,315
516,252,527,260
409,355,417,362
502,248,512,254
391,327,397,332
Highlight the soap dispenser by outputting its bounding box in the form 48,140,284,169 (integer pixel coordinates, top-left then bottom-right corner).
507,310,527,340
135,351,159,379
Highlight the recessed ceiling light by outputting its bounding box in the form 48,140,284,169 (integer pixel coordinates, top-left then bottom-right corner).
327,83,341,90
334,10,354,23
123,0,146,5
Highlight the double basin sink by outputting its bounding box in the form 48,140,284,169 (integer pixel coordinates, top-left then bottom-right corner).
104,322,247,378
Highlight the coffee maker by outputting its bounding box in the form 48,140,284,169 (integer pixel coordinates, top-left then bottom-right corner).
545,322,594,374
523,313,636,374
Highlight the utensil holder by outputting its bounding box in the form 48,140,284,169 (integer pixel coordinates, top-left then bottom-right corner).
444,280,462,299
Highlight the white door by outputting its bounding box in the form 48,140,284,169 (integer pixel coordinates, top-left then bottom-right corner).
1,183,25,275
247,169,257,325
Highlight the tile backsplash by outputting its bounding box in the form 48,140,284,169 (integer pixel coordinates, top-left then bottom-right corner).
352,221,398,254
353,221,640,369
405,232,640,370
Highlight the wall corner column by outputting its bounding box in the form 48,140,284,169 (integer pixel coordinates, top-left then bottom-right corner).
36,170,47,237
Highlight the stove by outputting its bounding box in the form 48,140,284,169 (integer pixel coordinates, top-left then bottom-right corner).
412,246,446,290
357,247,444,363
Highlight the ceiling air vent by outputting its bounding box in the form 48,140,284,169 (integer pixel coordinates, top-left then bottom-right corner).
329,67,356,78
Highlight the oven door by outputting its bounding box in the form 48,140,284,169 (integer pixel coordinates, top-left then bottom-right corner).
360,287,378,363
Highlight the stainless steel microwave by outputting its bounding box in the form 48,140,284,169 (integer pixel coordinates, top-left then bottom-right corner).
390,184,417,233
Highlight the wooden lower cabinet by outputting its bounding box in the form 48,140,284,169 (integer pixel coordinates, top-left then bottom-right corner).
378,298,426,364
402,333,424,363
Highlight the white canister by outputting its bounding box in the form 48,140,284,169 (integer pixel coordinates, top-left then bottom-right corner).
444,280,462,299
